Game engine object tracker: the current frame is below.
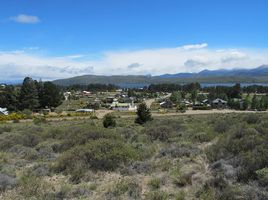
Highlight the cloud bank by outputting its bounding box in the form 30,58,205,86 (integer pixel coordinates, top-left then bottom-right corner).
0,43,268,81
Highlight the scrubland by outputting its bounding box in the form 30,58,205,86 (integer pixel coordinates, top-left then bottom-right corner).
0,113,267,199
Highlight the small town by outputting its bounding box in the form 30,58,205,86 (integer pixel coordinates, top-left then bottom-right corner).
1,78,268,122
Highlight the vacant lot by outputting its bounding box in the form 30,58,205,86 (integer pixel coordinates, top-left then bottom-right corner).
0,113,267,199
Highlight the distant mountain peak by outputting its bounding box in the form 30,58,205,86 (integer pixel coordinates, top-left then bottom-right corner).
257,64,268,69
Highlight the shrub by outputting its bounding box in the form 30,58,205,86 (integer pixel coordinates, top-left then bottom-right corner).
105,179,141,199
214,121,229,133
8,145,39,160
244,114,260,124
0,126,12,134
206,121,268,183
159,144,201,158
148,178,161,190
122,161,152,175
54,139,139,180
145,125,172,141
175,191,186,200
193,132,214,143
22,109,33,118
59,127,119,151
256,168,268,186
33,116,47,125
145,191,169,200
0,113,26,121
21,131,42,147
196,183,215,200
18,172,52,199
103,113,116,128
177,104,187,113
0,173,17,191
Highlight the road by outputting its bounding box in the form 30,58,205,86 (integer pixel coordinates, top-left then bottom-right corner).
144,93,171,108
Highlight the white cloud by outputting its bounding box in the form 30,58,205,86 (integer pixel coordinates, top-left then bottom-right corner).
10,14,40,24
181,43,208,50
0,43,268,81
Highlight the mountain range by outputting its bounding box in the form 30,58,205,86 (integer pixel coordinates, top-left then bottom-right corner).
159,65,268,78
53,65,268,86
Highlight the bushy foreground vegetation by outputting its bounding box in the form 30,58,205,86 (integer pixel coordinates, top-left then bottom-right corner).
0,113,267,199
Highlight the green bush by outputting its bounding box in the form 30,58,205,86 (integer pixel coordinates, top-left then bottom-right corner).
22,109,33,118
145,125,172,141
0,126,12,134
59,127,119,151
145,191,169,200
207,122,268,183
256,168,268,186
54,139,140,181
18,172,52,199
148,178,161,190
33,116,47,125
244,114,260,124
103,113,116,128
177,104,187,113
106,179,141,199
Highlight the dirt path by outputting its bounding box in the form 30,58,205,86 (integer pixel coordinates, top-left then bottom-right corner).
144,93,171,108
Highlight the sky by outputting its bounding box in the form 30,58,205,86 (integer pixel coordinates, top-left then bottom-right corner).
1,0,268,81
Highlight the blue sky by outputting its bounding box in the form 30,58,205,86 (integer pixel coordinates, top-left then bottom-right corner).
1,0,268,80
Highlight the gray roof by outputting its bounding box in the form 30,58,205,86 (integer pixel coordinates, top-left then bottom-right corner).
212,98,227,104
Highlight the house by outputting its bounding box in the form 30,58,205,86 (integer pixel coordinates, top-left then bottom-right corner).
106,96,116,103
116,89,123,92
181,99,192,107
83,91,91,97
212,98,227,109
160,100,174,108
0,107,8,115
110,101,137,111
202,99,210,105
192,101,211,110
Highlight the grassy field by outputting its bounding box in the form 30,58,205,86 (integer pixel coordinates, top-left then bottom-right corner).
0,113,267,199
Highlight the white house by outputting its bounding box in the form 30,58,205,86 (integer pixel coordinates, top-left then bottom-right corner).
0,107,8,115
110,101,137,111
212,98,227,109
83,91,91,97
181,99,192,106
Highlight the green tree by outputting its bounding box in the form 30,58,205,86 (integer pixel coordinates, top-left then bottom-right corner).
260,95,268,111
19,77,39,110
251,94,260,110
191,90,198,104
170,91,182,104
197,93,207,102
103,113,116,128
0,85,19,111
243,95,250,110
135,103,152,124
39,82,62,108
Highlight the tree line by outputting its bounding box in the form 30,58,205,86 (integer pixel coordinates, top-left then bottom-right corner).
0,77,63,111
60,84,119,92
